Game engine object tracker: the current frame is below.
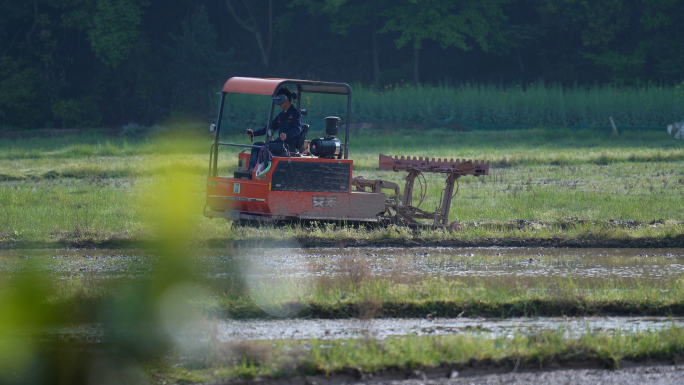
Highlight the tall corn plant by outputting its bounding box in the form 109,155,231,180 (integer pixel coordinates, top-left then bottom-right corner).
221,83,681,129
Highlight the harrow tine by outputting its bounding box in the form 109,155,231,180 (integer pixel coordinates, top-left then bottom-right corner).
379,154,489,175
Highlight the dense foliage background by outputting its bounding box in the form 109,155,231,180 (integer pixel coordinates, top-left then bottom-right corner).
1,0,683,129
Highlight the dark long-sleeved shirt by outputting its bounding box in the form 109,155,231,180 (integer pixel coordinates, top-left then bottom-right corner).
253,105,302,151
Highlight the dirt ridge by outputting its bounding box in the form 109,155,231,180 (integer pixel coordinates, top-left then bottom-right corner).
211,357,684,385
1,234,683,250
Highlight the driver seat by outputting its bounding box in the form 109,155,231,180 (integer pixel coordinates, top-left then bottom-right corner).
294,123,309,154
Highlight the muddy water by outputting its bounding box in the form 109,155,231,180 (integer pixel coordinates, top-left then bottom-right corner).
25,316,683,344
0,249,154,284
216,316,684,341
0,247,682,283
1,247,683,348
224,247,684,284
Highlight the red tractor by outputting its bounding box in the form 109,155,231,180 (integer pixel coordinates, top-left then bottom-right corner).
204,77,489,230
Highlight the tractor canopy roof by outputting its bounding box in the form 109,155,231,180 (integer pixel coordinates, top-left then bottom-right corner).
221,77,350,96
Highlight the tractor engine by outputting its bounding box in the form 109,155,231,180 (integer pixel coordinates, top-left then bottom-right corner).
310,116,341,158
310,137,340,158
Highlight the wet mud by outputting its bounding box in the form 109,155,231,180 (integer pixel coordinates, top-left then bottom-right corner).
1,247,683,284
229,246,684,283
234,364,684,385
216,316,684,341
14,316,684,346
2,247,683,384
288,234,684,250
2,229,683,250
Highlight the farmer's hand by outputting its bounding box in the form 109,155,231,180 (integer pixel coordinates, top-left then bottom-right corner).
246,129,254,137
279,133,287,141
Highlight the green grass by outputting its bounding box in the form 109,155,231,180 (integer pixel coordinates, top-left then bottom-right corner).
215,276,684,319
156,326,684,382
4,245,684,321
17,258,684,321
1,124,682,383
2,242,682,382
0,126,681,247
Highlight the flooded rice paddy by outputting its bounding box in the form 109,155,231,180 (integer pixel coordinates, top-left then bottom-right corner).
233,247,684,283
10,316,684,345
1,246,682,343
1,247,682,283
216,316,684,341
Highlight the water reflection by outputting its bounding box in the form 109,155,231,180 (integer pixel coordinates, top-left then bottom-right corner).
10,316,684,345
210,247,684,284
1,247,682,284
216,316,684,341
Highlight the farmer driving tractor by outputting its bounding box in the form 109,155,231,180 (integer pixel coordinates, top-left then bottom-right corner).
246,87,302,171
206,77,489,228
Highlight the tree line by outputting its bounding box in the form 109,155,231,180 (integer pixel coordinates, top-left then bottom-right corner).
1,0,682,129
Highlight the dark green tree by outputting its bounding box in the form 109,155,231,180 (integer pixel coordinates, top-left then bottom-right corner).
538,0,684,83
293,0,392,90
380,0,509,84
61,0,147,68
168,5,234,117
0,0,61,128
225,0,274,72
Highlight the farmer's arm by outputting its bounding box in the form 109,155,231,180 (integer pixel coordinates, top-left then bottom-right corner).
278,110,301,140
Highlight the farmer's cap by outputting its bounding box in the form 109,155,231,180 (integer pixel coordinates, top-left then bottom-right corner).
273,88,293,105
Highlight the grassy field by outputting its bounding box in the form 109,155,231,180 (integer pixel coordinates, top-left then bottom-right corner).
3,246,684,321
39,268,684,322
2,245,684,383
0,126,682,248
154,327,684,382
0,244,684,383
0,126,682,383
